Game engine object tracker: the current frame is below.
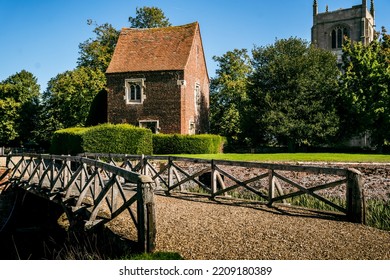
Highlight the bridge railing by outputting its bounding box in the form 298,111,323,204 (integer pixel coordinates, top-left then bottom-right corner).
3,154,156,253
81,153,365,224
2,152,366,251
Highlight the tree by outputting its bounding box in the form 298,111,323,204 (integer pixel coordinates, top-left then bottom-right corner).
248,38,341,150
0,70,40,146
209,49,252,145
42,67,106,134
77,22,120,72
0,98,20,145
129,6,171,28
340,27,390,149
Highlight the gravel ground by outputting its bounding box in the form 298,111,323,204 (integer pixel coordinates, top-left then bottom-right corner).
108,192,390,260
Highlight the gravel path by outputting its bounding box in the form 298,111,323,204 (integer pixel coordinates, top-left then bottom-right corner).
108,192,390,260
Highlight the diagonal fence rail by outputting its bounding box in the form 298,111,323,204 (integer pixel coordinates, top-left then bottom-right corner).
82,153,365,223
1,152,366,255
2,154,156,252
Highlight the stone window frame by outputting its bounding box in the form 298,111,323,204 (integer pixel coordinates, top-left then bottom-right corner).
125,78,145,104
331,25,350,49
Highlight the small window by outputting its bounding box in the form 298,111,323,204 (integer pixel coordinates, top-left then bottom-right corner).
125,79,145,104
194,83,201,114
189,120,195,135
139,120,159,134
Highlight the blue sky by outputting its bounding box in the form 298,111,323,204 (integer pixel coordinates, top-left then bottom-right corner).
1,0,389,90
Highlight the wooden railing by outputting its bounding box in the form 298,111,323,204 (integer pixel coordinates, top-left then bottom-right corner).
3,154,156,253
82,153,365,223
2,152,365,254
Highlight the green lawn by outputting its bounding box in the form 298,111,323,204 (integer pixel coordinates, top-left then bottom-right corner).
172,153,390,163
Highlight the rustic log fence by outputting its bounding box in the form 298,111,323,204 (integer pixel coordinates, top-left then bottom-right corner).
1,154,156,253
82,153,365,223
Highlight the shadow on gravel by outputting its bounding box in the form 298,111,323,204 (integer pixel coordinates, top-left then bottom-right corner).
159,192,346,223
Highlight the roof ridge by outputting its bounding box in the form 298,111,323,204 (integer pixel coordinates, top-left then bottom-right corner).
121,22,198,32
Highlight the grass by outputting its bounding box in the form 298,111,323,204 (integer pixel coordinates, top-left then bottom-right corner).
172,153,390,163
365,199,390,231
286,194,346,212
280,195,390,231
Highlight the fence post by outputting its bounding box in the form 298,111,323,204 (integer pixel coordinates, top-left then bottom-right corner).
137,174,156,253
6,154,10,169
268,169,275,206
167,157,173,193
346,168,365,224
211,160,217,195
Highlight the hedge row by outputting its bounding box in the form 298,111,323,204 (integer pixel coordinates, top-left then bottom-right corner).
50,124,225,155
50,127,86,155
153,134,225,154
50,124,153,155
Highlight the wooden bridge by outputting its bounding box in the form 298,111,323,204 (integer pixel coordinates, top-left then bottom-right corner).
0,154,156,253
0,153,365,254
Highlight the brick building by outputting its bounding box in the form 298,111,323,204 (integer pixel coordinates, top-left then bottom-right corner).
106,22,209,134
311,0,375,64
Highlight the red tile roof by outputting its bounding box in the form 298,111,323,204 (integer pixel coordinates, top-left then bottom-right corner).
106,22,199,73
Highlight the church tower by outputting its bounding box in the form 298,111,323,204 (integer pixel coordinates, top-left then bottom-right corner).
311,0,375,63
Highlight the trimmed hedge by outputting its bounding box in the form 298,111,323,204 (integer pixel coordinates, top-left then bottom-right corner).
50,124,153,155
50,127,87,155
153,134,225,154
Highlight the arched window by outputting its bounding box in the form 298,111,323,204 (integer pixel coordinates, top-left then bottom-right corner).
130,84,136,100
135,84,141,100
332,30,337,49
125,78,145,104
331,26,349,49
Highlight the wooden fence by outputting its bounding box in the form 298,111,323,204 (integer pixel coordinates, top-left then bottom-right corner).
1,153,366,255
82,153,365,223
2,154,156,253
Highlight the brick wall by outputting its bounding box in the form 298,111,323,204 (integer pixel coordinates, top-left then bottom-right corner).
106,25,210,135
107,70,184,134
183,27,210,134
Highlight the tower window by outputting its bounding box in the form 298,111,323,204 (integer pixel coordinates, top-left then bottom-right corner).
332,30,337,49
331,26,349,49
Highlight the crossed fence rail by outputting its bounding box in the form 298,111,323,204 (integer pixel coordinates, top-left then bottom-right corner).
82,153,365,223
1,154,156,252
1,153,365,254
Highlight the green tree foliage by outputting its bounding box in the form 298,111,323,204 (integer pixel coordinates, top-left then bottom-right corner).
0,70,40,146
42,67,106,136
340,27,390,148
77,22,120,72
209,49,252,144
0,98,20,144
248,38,340,149
129,6,171,28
